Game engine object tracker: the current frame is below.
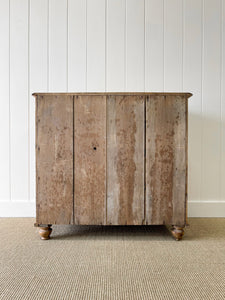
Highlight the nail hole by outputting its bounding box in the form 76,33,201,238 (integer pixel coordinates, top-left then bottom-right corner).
93,147,97,151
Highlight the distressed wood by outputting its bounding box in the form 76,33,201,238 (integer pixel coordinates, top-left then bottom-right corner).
107,95,145,225
34,92,191,240
74,95,106,225
36,95,73,225
33,92,192,97
145,95,187,226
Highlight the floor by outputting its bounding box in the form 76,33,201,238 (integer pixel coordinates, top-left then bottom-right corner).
0,218,225,299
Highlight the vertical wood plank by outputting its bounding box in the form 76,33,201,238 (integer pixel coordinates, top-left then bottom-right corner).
30,0,48,202
183,0,202,203
222,0,225,201
126,0,145,91
202,0,221,201
164,0,183,91
146,95,187,226
49,0,67,91
36,95,73,224
74,95,106,225
68,0,86,92
145,0,164,91
107,95,144,225
0,0,10,201
10,0,29,201
87,0,105,91
106,0,125,91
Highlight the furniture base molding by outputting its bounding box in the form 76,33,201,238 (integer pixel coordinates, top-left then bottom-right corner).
38,225,52,240
171,225,184,241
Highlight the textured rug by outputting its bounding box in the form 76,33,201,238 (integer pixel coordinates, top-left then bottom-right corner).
0,218,225,299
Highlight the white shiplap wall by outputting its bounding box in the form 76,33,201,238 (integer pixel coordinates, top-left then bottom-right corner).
0,0,224,217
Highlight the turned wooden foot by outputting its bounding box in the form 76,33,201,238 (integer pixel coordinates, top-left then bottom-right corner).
171,226,184,241
38,225,52,240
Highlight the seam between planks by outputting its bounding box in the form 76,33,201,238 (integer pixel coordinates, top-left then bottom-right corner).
105,96,107,225
185,97,188,225
73,95,75,225
143,95,147,224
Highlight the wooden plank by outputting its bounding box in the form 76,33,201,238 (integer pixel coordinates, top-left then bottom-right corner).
68,0,86,92
107,95,144,225
49,0,67,91
146,95,187,226
222,1,225,202
106,0,125,91
36,95,73,224
164,0,183,91
126,0,145,91
183,0,202,203
30,0,48,203
0,0,10,201
32,92,193,97
87,0,105,91
145,0,164,91
74,95,106,225
202,0,221,201
10,0,29,201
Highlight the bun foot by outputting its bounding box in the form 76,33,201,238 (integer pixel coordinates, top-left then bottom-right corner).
39,225,52,240
171,226,184,241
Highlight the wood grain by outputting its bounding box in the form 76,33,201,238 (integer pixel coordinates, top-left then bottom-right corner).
33,92,193,98
36,95,73,225
74,95,106,225
35,92,190,230
38,225,52,240
107,95,145,225
145,95,187,226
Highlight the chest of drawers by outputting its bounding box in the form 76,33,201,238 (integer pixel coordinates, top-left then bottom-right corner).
33,92,192,240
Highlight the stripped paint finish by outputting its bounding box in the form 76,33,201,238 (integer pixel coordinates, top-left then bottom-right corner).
145,95,187,226
107,95,145,225
36,94,73,224
74,95,106,225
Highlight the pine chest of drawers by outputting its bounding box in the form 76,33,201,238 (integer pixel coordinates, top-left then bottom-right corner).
33,92,192,240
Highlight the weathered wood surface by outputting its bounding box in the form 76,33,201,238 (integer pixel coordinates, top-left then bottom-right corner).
74,95,106,225
33,92,193,98
145,95,187,226
35,93,190,229
36,95,73,225
107,95,145,225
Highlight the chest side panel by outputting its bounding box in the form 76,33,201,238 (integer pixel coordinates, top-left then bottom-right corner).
36,95,73,225
146,95,187,226
74,95,106,225
107,95,145,225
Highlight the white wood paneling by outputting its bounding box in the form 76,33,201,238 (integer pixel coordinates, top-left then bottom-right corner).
68,0,86,92
0,0,225,216
106,0,125,91
202,0,221,201
164,0,183,91
126,0,145,91
49,0,67,91
188,201,225,217
222,0,225,201
0,0,10,201
10,0,29,201
87,0,105,91
29,0,48,202
145,0,164,91
183,0,202,202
